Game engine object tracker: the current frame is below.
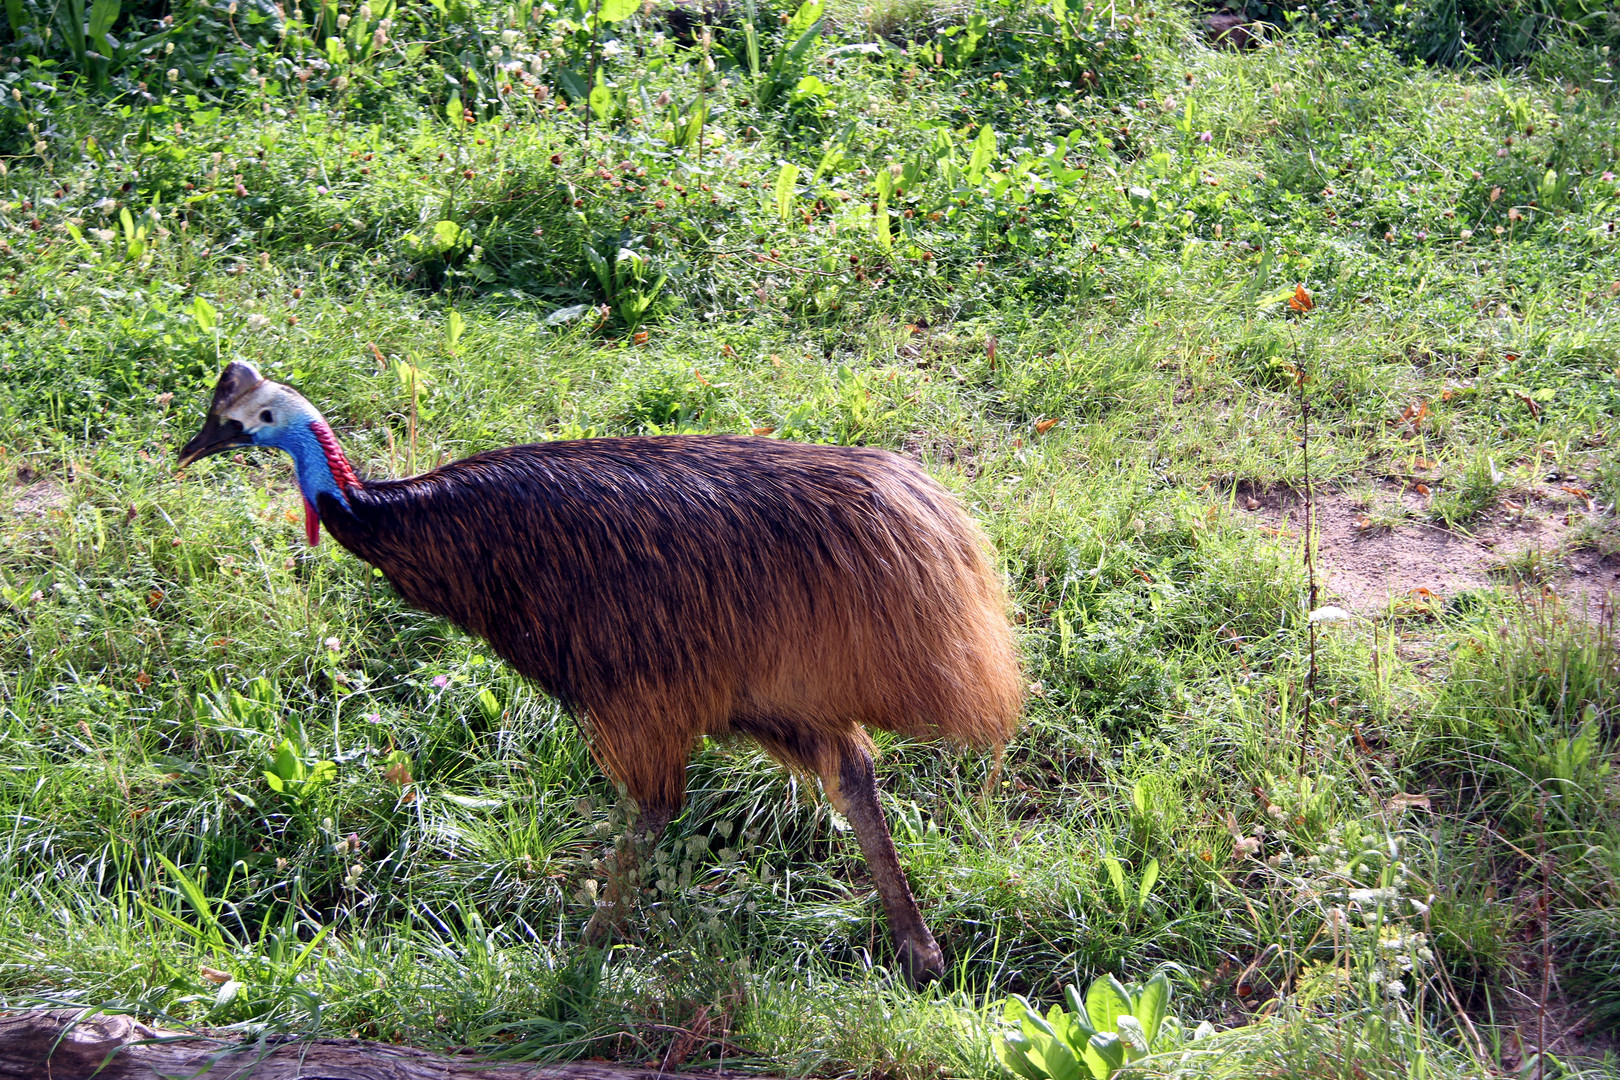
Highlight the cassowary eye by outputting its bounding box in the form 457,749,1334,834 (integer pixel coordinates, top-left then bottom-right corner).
260,409,274,424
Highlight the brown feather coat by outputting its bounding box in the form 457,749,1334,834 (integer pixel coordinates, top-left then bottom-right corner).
321,435,1021,814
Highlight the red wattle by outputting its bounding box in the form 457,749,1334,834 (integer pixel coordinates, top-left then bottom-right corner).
304,499,321,546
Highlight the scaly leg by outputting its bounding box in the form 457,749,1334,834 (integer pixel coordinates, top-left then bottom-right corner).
821,742,945,988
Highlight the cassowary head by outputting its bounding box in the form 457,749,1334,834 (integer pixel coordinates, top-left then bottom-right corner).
178,361,360,544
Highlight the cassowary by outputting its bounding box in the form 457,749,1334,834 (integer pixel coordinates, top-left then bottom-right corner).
178,360,1023,986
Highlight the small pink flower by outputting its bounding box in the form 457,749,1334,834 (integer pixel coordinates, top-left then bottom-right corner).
1603,171,1615,182
365,712,381,724
325,636,341,651
432,675,449,689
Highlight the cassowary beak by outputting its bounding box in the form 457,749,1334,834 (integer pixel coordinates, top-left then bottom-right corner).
177,360,264,467
177,413,252,467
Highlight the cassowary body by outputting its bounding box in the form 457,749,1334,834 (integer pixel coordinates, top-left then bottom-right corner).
179,361,1023,986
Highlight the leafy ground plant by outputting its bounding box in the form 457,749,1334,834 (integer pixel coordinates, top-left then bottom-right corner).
996,971,1202,1080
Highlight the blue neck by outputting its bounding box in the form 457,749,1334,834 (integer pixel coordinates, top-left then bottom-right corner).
265,423,350,511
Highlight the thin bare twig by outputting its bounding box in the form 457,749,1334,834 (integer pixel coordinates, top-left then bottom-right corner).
1296,336,1317,761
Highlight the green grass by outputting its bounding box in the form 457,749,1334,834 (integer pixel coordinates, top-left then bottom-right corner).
1,0,1619,1075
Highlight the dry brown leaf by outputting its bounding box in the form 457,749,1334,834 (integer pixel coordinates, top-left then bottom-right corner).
1034,417,1059,434
1388,793,1432,811
199,966,232,985
751,426,776,437
1288,283,1314,312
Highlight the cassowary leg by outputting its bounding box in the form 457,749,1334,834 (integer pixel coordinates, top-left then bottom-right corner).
821,742,945,988
584,797,675,944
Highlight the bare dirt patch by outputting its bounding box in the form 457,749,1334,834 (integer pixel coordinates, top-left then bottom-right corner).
1237,480,1620,620
9,479,68,518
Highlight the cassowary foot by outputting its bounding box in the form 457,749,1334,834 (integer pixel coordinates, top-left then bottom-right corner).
895,930,945,989
582,902,624,945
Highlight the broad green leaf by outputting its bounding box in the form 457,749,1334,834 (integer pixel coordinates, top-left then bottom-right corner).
791,74,831,100
583,244,611,290
589,71,613,121
1086,975,1133,1037
305,760,337,786
1115,1015,1148,1061
967,123,995,184
431,219,469,253
872,168,891,251
477,687,501,723
775,162,800,221
1064,984,1097,1036
1138,857,1160,905
1003,995,1034,1024
1020,1004,1058,1040
269,739,303,783
87,0,119,44
394,357,432,389
214,978,242,1010
1082,1031,1125,1079
447,308,465,347
1046,1003,1079,1050
1030,1031,1084,1080
1134,972,1170,1045
782,0,822,42
595,0,639,22
263,771,286,793
997,1032,1047,1080
1101,855,1127,905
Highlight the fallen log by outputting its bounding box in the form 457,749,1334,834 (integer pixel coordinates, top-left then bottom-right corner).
0,1009,738,1080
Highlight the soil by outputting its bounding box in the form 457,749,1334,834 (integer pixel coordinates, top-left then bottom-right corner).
1236,479,1620,622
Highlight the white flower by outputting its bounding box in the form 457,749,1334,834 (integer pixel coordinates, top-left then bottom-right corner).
1308,605,1352,623
247,314,272,330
